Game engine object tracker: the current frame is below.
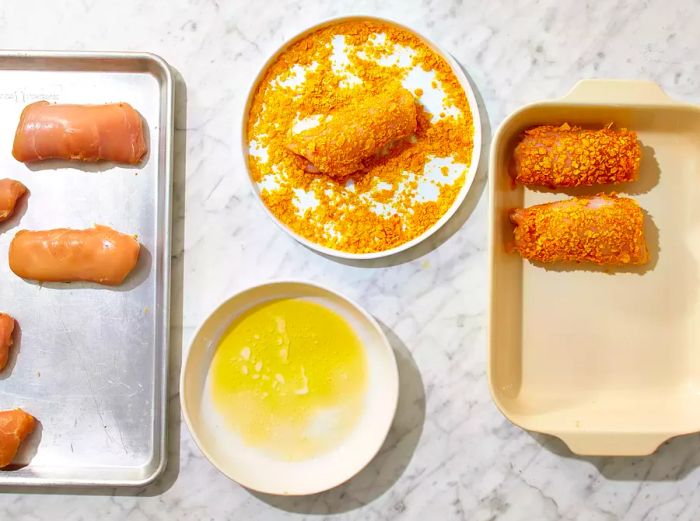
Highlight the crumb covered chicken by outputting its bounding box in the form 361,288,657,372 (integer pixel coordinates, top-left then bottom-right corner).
511,123,641,187
287,85,418,177
0,179,26,222
510,194,648,265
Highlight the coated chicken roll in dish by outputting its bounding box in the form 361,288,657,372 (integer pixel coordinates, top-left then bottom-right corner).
0,409,36,468
12,101,147,164
510,194,648,265
0,179,27,222
287,85,418,177
0,314,15,372
511,123,641,188
9,225,141,285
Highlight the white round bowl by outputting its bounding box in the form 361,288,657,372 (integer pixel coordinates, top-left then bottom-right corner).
180,281,399,495
241,15,482,260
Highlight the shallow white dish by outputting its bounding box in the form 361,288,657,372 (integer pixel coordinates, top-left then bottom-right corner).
241,15,482,260
180,281,399,495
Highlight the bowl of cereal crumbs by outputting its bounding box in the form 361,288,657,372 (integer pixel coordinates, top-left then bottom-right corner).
242,15,482,259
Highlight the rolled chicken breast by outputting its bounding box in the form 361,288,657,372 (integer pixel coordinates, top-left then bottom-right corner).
9,225,140,285
287,85,417,177
13,101,146,164
510,194,648,265
0,179,27,222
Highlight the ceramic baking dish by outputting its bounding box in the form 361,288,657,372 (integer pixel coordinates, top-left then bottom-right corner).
488,79,700,456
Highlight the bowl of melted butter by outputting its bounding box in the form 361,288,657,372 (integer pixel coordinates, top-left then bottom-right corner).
181,281,398,495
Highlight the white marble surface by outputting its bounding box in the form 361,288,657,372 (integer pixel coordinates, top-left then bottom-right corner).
1,0,700,519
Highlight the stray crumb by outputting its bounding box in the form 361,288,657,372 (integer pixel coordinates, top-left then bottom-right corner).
414,87,423,96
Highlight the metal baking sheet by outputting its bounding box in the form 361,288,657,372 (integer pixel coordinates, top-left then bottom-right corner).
0,51,173,486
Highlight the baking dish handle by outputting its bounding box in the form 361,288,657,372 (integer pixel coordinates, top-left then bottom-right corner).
561,79,678,105
555,431,673,456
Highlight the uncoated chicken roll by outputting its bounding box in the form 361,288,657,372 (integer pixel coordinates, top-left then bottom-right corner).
9,225,141,285
0,314,15,372
509,194,648,265
12,101,147,164
511,123,641,187
0,409,36,468
0,179,27,222
287,85,418,177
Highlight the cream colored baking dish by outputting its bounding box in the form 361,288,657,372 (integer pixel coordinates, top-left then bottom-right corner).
488,79,700,456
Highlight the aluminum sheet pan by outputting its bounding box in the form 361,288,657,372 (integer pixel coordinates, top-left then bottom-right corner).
0,51,173,486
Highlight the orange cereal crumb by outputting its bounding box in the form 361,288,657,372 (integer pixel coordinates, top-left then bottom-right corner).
414,88,424,96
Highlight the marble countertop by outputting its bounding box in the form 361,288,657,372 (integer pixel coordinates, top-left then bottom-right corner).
2,0,700,519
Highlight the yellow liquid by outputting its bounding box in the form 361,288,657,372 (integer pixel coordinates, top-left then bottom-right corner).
210,298,367,460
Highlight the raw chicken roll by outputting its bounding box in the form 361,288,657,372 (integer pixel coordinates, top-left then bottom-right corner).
0,409,36,468
12,101,147,164
0,179,27,222
9,225,141,285
0,314,15,371
287,85,417,177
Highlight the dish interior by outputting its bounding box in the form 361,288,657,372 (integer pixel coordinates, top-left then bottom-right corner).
490,102,700,454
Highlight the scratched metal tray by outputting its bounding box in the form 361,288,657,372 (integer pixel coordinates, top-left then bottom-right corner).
0,51,173,486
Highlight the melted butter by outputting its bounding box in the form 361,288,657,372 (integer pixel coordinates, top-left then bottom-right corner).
210,298,367,460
